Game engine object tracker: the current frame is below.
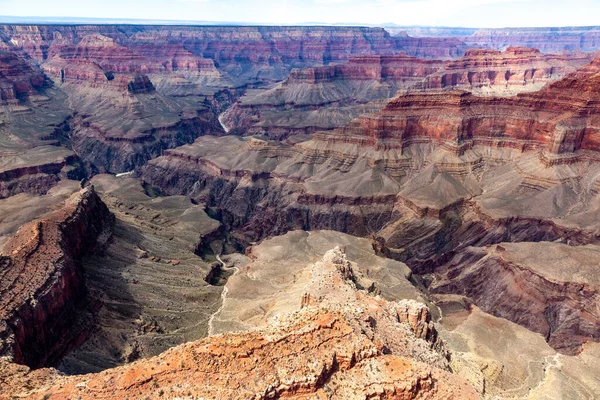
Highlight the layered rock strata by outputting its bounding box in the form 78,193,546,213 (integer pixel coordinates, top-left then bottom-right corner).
222,54,447,138
58,175,223,374
0,186,113,368
0,245,478,399
142,58,600,357
0,50,45,105
419,47,592,95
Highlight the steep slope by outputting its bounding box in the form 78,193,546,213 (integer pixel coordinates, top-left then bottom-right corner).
0,186,113,368
419,47,592,96
222,54,447,138
57,175,223,374
0,245,478,399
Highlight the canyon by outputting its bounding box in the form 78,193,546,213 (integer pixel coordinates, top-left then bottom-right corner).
1,23,600,399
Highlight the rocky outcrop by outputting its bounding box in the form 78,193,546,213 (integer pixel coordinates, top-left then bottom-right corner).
322,57,600,157
0,186,113,368
0,50,45,104
126,74,155,94
222,54,446,138
1,309,477,399
431,243,600,355
419,47,592,95
0,25,402,81
1,245,477,399
57,175,223,375
395,35,470,59
0,148,88,199
68,107,225,173
141,58,600,358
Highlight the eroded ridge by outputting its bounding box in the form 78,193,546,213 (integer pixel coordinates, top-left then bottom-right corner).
0,186,113,368
0,247,478,399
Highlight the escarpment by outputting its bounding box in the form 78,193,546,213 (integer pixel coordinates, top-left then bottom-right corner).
221,54,447,138
419,47,592,95
431,243,600,355
0,186,113,368
2,22,600,399
0,50,46,105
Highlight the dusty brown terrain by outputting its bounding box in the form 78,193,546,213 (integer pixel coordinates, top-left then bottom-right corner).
58,175,223,374
1,23,600,399
0,245,478,399
141,55,600,359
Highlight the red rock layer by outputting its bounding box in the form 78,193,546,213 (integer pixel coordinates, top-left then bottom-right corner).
395,35,470,58
320,57,600,158
286,54,446,84
420,47,591,91
0,25,401,72
0,186,113,368
0,50,45,103
0,247,477,399
0,309,478,400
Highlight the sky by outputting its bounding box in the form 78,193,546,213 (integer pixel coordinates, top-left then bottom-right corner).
2,0,600,28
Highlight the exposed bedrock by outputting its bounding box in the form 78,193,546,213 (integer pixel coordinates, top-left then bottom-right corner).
0,25,404,84
430,243,600,355
0,50,46,104
222,48,592,139
0,152,88,199
141,57,600,355
2,238,478,399
68,107,225,173
57,175,223,374
395,35,470,58
0,186,114,368
321,57,600,159
418,47,592,95
221,54,447,138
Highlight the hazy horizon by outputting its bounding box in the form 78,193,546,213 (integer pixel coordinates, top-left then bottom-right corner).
2,0,600,28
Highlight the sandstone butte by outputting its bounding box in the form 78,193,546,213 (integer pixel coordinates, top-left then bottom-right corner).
0,199,478,400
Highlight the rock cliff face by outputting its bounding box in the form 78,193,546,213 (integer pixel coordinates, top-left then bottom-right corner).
221,54,447,138
3,22,600,399
395,35,469,58
420,47,592,95
141,59,600,357
0,50,45,104
0,25,401,80
431,243,600,355
0,186,113,368
222,48,592,138
329,57,600,157
1,245,478,400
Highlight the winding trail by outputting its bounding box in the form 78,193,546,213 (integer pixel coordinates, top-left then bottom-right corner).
207,254,239,336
